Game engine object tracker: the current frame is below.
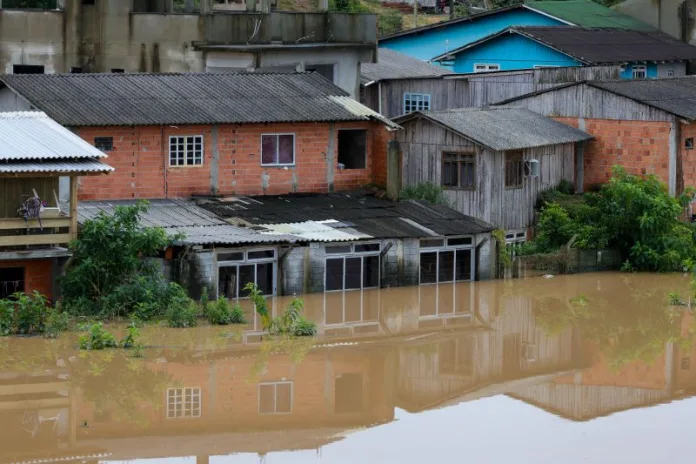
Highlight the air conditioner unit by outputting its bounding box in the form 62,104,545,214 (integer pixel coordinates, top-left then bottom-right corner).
525,159,540,178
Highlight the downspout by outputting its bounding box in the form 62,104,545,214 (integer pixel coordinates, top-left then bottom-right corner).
377,82,383,115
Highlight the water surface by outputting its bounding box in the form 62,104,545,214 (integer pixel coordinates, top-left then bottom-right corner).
1,273,695,464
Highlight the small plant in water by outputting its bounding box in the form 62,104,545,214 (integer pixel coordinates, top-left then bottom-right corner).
166,299,198,328
78,322,118,350
44,307,71,339
245,283,316,337
131,343,145,358
668,292,685,306
120,322,140,348
569,294,589,306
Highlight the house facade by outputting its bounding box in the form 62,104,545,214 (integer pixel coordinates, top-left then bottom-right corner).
378,0,653,64
0,72,397,200
497,77,696,196
431,27,696,76
0,0,377,97
0,112,112,302
393,107,592,235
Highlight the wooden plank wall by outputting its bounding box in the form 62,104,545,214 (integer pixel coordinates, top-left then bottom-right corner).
0,178,59,218
397,118,575,230
377,78,470,119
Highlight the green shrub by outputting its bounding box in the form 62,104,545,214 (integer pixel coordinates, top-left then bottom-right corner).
120,323,140,348
292,317,317,337
199,286,210,312
166,298,198,328
668,292,684,306
229,303,246,324
557,179,575,195
399,182,449,206
207,297,232,325
13,291,49,335
78,322,118,350
0,299,14,336
44,308,71,339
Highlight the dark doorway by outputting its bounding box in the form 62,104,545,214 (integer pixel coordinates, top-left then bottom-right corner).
0,267,25,299
338,130,367,170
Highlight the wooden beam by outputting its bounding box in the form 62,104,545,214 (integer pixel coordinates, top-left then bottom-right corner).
0,382,68,396
70,176,78,240
0,233,72,247
0,218,71,230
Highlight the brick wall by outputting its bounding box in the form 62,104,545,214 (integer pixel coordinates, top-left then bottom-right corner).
680,122,696,189
77,121,388,200
0,259,54,300
371,125,393,188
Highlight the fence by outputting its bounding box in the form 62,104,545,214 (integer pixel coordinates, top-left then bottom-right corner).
500,248,622,279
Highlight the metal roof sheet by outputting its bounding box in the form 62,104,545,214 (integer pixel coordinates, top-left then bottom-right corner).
259,220,372,242
1,73,398,129
525,0,654,30
361,48,452,84
0,111,109,161
0,159,113,174
394,107,592,151
77,199,297,246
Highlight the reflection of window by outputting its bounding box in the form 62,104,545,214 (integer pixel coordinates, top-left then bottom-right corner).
419,237,473,284
338,130,367,170
335,373,364,413
505,230,526,257
439,337,475,375
324,289,380,326
259,382,292,414
217,249,276,298
325,243,380,291
505,151,523,188
0,267,24,299
442,153,475,189
167,387,201,419
169,135,203,166
403,93,431,114
261,134,295,166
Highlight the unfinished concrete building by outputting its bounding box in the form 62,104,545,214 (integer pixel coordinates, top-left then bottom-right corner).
0,0,377,96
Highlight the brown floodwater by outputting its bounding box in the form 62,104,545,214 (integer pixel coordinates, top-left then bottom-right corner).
1,272,696,464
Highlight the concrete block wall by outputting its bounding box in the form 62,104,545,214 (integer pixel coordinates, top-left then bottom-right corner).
178,249,216,299
77,121,386,200
476,234,494,281
281,246,307,296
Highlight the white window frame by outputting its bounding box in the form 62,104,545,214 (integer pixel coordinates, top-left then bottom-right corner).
533,65,560,69
166,387,201,419
473,63,500,73
324,242,381,292
261,133,295,167
505,229,526,258
403,93,431,114
258,381,293,415
217,248,277,298
667,69,675,77
418,236,475,284
631,64,647,79
169,135,204,167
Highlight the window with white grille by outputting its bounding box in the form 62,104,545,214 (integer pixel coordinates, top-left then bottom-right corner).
166,387,201,418
631,65,647,79
403,93,431,114
474,63,500,73
169,135,203,166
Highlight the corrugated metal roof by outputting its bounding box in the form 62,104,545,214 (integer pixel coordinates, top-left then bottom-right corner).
259,220,372,242
196,191,494,238
394,107,592,151
0,159,112,174
1,73,398,129
526,0,654,30
513,27,696,64
78,199,297,246
361,48,452,84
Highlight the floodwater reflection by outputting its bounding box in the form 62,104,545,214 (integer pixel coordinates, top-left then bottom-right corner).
1,273,696,463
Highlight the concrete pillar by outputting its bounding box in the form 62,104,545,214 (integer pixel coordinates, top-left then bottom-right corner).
317,0,329,11
246,0,256,12
576,117,586,194
326,123,335,192
200,0,213,14
210,125,219,194
669,118,679,196
184,0,195,12
386,139,401,201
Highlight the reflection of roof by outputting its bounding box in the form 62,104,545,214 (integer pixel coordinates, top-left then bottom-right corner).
0,112,113,175
361,49,452,84
394,107,592,151
195,192,495,240
0,450,111,464
77,199,298,246
0,73,397,129
498,77,696,121
508,383,675,421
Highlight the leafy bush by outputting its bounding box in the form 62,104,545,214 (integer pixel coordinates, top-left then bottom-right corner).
292,317,318,337
399,183,449,206
78,322,118,350
229,304,246,324
120,323,140,349
558,179,575,195
44,308,71,339
13,292,49,335
246,285,316,337
207,296,247,325
166,298,198,328
0,299,14,336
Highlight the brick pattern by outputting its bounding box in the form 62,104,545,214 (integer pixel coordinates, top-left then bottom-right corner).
78,121,386,200
0,260,53,300
553,117,672,192
371,125,393,188
680,122,696,189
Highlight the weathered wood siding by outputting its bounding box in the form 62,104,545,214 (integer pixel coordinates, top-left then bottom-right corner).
501,83,675,121
0,178,59,218
368,78,469,119
397,118,575,230
511,384,670,420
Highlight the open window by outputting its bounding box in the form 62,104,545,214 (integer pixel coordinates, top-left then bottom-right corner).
0,267,24,299
505,151,524,189
337,130,367,170
12,65,44,74
217,249,276,298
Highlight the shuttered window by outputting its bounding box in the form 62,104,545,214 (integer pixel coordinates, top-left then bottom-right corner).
442,153,475,189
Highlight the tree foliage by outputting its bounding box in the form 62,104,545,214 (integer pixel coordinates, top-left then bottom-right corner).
528,167,696,272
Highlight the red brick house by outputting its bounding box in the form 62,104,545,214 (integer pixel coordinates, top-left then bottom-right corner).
497,77,696,196
0,72,398,201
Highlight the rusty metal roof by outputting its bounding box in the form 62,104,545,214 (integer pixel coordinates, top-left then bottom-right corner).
1,73,398,129
394,107,593,150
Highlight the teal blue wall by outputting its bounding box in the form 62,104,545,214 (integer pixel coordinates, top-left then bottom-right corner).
620,63,658,79
452,33,581,72
379,9,565,63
